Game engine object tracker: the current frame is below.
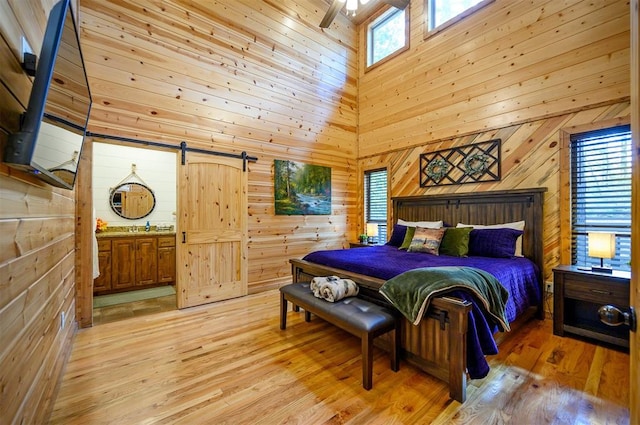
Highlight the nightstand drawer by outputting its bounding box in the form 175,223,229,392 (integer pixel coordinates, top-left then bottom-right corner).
564,278,627,306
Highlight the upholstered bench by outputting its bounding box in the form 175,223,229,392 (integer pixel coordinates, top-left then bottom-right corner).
279,282,400,390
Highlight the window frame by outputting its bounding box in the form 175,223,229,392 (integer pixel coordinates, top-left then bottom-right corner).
363,167,389,245
424,0,494,39
364,5,410,72
559,119,632,271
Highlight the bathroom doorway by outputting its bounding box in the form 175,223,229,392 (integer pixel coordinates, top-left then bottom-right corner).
91,141,178,324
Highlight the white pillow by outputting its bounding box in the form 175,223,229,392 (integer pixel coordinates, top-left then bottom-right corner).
456,220,525,257
398,218,443,229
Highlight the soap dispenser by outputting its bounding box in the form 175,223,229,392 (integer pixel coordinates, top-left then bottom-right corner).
145,221,150,232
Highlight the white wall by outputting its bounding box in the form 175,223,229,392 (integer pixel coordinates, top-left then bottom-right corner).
93,142,176,227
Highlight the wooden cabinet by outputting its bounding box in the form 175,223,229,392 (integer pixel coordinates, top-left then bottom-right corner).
112,238,136,290
94,239,112,292
135,237,158,285
94,233,175,295
553,265,630,349
157,236,176,283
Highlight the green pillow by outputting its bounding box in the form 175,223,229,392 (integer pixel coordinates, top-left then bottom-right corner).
398,227,416,250
439,227,473,257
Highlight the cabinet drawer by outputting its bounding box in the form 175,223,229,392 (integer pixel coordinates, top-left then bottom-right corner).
158,236,176,247
97,239,111,251
564,278,627,306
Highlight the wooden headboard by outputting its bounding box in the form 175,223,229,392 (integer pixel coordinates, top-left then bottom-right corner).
392,188,547,287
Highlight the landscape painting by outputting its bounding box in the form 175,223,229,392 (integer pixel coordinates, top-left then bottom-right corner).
274,160,331,215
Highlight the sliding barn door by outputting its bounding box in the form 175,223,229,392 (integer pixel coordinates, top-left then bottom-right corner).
176,152,248,309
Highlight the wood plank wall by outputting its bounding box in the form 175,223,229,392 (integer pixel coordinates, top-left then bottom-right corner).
356,0,631,283
79,0,359,294
0,0,632,421
0,1,80,423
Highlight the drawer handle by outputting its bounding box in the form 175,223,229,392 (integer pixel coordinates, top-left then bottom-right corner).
590,289,612,295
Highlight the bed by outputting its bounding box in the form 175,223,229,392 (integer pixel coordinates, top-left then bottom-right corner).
289,188,546,402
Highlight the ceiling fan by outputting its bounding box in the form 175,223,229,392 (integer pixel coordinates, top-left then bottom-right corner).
319,0,410,28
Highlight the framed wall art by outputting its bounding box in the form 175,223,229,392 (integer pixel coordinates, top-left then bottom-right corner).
274,159,331,215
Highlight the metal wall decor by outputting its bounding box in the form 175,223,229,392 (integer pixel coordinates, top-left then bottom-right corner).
419,139,501,187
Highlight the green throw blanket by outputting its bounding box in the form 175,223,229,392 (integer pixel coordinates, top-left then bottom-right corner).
379,266,510,330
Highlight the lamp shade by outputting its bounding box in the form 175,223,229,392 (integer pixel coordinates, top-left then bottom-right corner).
366,223,379,237
588,232,616,259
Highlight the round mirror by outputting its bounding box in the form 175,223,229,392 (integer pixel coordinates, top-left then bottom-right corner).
110,182,156,220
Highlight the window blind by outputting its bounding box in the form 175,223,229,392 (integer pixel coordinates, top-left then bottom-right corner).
570,124,631,271
364,169,388,244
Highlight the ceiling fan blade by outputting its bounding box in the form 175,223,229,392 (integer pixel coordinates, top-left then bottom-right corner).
320,0,343,28
382,0,409,9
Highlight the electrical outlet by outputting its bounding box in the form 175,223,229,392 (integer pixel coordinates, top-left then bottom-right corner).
545,283,553,294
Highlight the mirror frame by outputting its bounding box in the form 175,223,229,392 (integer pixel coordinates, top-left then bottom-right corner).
109,182,156,220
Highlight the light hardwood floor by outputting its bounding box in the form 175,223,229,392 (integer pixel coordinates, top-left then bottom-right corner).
53,290,630,424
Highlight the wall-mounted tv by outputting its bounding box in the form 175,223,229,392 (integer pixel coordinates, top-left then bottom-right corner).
3,0,92,189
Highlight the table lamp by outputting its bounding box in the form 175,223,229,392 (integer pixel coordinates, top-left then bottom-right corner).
366,223,379,244
588,232,615,273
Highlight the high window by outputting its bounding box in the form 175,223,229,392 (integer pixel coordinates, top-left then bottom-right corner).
366,7,408,69
426,0,493,34
570,125,632,271
364,169,388,244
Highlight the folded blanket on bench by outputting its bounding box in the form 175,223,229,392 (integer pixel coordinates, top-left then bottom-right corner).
310,276,359,302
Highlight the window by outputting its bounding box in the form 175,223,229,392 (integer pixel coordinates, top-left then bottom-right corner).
426,0,493,33
364,169,388,244
366,7,408,69
570,125,632,271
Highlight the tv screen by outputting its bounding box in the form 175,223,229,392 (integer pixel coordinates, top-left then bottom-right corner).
3,0,92,189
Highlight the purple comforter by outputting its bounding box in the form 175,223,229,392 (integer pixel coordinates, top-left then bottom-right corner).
302,245,541,379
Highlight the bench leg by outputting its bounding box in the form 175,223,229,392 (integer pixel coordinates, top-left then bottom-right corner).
304,310,311,322
362,333,373,390
390,324,400,372
280,292,288,330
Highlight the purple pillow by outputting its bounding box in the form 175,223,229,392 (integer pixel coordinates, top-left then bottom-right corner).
386,224,407,247
468,228,524,258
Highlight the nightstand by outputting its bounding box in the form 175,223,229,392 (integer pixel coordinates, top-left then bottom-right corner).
349,242,375,248
553,265,631,349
